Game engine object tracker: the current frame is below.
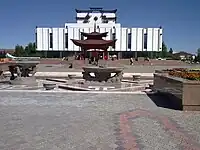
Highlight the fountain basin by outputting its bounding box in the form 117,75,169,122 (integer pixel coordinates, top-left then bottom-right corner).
43,83,56,90
82,66,124,83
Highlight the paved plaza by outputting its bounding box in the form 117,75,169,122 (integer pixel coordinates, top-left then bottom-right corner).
0,91,200,150
37,59,200,73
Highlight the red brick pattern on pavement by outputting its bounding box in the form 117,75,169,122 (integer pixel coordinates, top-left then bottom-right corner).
118,109,200,150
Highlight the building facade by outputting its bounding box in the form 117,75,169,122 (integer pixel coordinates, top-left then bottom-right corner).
36,8,163,58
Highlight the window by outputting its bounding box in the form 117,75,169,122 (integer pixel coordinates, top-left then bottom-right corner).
144,33,147,49
65,33,68,48
50,33,53,48
112,33,116,49
128,33,131,49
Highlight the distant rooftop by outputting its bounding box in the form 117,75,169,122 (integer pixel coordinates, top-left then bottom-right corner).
0,49,14,51
75,7,117,13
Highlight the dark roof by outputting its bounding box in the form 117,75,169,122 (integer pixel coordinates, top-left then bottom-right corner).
173,51,193,56
81,32,108,38
71,39,116,50
75,8,117,13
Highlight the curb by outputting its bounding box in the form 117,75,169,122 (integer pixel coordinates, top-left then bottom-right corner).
34,72,153,78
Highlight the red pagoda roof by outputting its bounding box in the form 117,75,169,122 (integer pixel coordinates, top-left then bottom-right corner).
81,32,108,38
71,39,116,46
71,39,116,50
71,30,117,51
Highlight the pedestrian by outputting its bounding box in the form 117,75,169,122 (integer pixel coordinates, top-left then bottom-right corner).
104,55,108,60
130,57,133,65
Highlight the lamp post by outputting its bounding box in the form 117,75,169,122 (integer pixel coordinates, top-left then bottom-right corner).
93,17,98,63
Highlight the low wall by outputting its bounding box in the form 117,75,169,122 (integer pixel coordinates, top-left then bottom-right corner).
33,72,153,79
154,73,200,111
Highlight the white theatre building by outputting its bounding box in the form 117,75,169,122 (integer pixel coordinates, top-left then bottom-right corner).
36,7,163,58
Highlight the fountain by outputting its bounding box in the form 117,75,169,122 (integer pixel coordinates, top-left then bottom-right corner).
48,17,151,92
0,54,40,86
71,16,123,83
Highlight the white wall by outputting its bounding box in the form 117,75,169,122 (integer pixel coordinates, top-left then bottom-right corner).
121,28,127,51
136,28,143,51
76,12,116,24
131,28,137,51
36,25,163,52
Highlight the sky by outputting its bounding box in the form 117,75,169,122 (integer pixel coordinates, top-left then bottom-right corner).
0,0,199,53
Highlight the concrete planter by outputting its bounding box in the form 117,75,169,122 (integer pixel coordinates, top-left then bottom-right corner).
43,83,56,90
154,73,200,111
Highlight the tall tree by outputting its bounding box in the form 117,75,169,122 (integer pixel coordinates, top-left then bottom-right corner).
161,41,168,58
25,42,36,55
197,48,200,56
196,48,200,61
14,45,25,57
169,48,173,54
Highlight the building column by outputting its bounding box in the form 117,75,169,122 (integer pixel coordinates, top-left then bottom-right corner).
151,51,153,59
44,51,47,58
102,51,105,59
118,52,122,59
59,51,62,58
134,51,138,59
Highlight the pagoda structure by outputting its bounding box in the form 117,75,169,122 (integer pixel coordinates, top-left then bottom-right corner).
71,17,117,59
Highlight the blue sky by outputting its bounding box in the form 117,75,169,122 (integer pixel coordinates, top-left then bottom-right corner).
0,0,199,53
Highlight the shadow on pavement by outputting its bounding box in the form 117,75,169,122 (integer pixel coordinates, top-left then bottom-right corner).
146,92,182,110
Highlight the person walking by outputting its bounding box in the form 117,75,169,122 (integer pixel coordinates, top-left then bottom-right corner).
130,57,133,65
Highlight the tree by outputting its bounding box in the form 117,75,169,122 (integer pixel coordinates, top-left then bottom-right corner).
196,48,200,61
24,42,36,55
197,48,200,56
161,41,168,58
14,45,25,57
14,42,39,57
169,48,173,54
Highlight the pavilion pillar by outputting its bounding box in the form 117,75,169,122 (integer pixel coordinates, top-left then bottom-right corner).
83,49,85,60
107,51,110,59
104,50,108,60
104,49,108,67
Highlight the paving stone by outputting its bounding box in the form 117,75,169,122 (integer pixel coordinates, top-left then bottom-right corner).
0,91,200,149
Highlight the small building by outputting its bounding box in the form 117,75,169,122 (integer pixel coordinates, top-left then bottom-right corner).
0,49,15,54
35,7,163,58
173,51,194,60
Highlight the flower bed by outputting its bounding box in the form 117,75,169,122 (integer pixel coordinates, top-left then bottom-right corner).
169,71,200,81
164,68,187,72
161,68,200,81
